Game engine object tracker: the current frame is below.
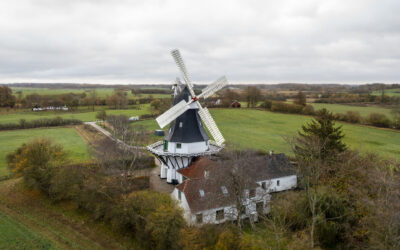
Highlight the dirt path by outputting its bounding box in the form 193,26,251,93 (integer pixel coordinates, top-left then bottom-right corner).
149,163,174,194
84,122,146,150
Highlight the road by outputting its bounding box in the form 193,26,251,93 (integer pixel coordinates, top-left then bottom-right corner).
84,121,146,150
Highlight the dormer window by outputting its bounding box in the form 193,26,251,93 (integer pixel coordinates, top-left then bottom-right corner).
221,186,228,196
199,189,205,197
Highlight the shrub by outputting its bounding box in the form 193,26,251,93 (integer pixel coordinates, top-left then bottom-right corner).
271,101,304,114
302,105,315,115
367,113,391,127
0,117,82,130
6,138,66,193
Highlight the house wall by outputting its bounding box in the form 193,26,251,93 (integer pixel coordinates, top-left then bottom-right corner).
172,187,271,225
257,175,297,193
171,188,192,222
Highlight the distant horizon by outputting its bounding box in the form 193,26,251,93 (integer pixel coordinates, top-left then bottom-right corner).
2,81,399,86
1,1,399,84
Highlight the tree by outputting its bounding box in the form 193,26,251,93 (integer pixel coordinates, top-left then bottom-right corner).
296,108,347,162
218,149,270,238
94,115,146,193
0,86,16,107
89,89,97,111
150,98,171,114
294,91,306,106
6,138,66,192
107,90,128,109
95,110,107,121
244,86,261,108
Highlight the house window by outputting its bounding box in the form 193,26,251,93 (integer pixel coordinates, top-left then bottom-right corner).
179,122,183,128
199,189,205,198
216,209,224,220
196,213,203,223
163,140,168,151
178,190,181,200
249,189,256,198
277,180,280,186
262,182,267,190
256,202,264,214
176,143,182,149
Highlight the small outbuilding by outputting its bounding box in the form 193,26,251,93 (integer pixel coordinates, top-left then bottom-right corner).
154,129,165,136
129,116,140,122
231,100,241,108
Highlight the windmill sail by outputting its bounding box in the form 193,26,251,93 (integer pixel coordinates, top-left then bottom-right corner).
198,76,228,99
171,49,195,96
198,107,225,145
156,100,190,128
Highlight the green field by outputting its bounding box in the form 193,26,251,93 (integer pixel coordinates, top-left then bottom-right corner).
371,88,400,97
0,211,54,249
0,105,151,124
138,109,400,160
10,87,170,99
310,103,394,117
0,127,89,177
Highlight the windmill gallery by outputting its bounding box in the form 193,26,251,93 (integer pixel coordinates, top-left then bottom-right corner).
147,50,297,225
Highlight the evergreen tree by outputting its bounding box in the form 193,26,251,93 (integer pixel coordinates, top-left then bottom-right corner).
295,108,347,161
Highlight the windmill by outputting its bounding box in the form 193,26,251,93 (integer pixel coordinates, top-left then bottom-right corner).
147,49,229,184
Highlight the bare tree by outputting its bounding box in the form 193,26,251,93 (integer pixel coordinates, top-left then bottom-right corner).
218,149,271,238
89,89,97,111
93,115,146,194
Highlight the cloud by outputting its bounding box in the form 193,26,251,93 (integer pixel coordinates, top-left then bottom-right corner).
0,0,399,84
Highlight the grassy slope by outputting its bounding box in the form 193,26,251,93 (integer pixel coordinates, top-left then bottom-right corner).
137,109,400,160
0,210,54,249
10,87,170,99
310,103,394,117
0,179,135,249
0,105,151,124
0,127,90,177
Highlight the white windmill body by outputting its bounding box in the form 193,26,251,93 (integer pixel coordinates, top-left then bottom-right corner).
147,49,228,184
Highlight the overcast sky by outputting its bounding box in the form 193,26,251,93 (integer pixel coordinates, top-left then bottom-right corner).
0,0,399,84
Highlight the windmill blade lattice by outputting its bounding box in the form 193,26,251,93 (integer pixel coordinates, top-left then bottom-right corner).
198,76,228,99
198,106,225,145
156,100,191,128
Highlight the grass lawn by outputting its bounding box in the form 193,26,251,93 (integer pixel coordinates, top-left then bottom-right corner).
0,104,152,124
10,87,170,99
371,88,400,97
0,127,90,178
137,109,400,160
310,103,394,117
0,211,54,249
0,179,135,249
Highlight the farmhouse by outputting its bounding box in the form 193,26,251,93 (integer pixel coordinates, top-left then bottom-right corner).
171,155,297,225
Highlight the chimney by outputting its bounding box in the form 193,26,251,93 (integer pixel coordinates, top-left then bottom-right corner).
269,150,274,156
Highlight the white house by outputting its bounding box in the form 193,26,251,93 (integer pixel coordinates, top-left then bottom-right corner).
171,154,297,225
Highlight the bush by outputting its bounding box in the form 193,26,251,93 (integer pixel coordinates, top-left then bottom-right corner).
302,105,315,115
271,101,304,114
367,113,391,127
0,117,82,130
6,138,66,193
259,100,272,109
